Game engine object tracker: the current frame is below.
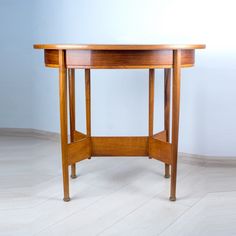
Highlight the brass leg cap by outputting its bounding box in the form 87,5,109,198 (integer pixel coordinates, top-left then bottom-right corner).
71,174,77,179
63,197,70,202
169,196,176,201
164,174,170,178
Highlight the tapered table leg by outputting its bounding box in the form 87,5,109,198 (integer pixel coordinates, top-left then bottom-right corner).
148,69,155,159
170,50,181,201
59,50,70,202
164,68,171,178
68,68,77,179
85,69,91,159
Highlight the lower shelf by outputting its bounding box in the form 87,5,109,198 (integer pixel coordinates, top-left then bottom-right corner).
91,136,148,156
149,131,172,165
68,137,91,165
67,131,173,165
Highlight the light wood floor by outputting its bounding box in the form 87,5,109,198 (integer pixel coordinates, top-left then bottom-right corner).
1,131,236,236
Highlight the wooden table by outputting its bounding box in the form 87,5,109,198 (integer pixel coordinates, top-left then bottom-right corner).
34,44,205,202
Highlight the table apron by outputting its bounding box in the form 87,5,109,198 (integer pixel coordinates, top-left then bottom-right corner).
44,49,195,69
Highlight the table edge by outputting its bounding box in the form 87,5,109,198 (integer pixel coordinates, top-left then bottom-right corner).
33,44,206,50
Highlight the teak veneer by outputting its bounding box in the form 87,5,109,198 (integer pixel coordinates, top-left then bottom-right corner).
34,44,205,202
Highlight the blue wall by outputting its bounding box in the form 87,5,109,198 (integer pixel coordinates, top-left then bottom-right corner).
0,0,34,128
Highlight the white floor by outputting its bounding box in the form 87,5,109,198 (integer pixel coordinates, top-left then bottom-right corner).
1,131,236,236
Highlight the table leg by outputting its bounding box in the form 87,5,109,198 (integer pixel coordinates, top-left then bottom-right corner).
59,50,70,202
85,69,91,158
164,68,171,178
148,69,155,159
68,68,77,178
170,50,181,201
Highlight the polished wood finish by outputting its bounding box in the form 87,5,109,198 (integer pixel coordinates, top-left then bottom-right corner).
164,68,171,178
68,138,91,164
149,69,155,137
85,69,92,159
44,49,58,68
170,50,181,201
148,69,155,159
149,131,172,165
85,69,91,136
43,49,195,68
34,44,205,202
91,137,148,156
58,50,70,202
73,130,87,141
66,49,195,69
68,68,77,178
153,130,167,141
34,44,205,50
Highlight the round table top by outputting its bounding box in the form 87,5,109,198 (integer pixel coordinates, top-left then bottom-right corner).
34,44,206,50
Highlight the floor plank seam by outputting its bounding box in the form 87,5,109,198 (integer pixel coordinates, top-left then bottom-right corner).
95,198,158,235
158,193,208,235
33,176,142,236
2,133,236,236
95,188,186,236
34,169,167,235
0,175,62,211
206,190,236,194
